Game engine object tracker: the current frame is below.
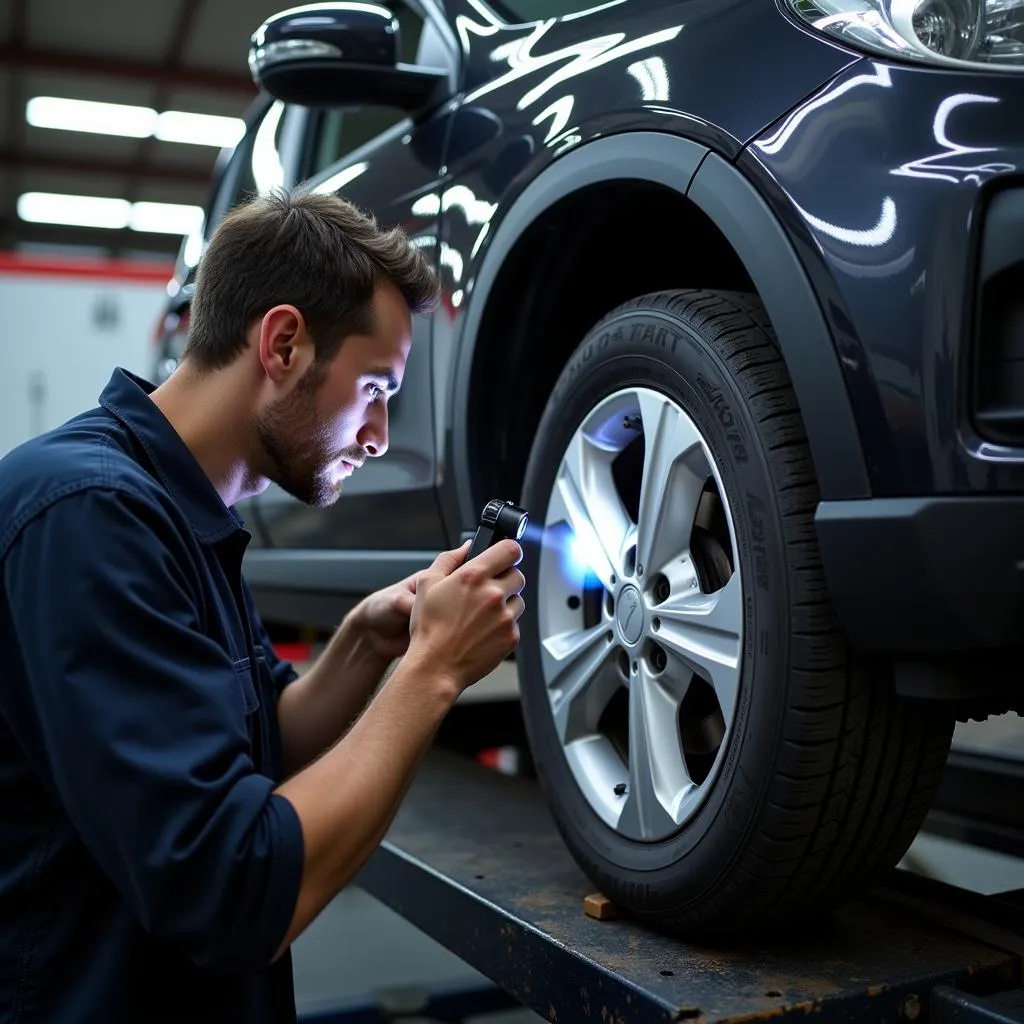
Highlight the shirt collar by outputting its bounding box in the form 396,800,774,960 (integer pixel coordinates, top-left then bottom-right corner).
98,367,247,545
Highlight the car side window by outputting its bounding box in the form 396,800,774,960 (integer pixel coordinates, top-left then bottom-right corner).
303,2,427,178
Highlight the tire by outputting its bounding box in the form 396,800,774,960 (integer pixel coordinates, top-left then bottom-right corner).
516,288,955,935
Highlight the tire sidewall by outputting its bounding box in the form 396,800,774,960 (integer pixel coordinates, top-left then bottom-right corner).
518,302,790,907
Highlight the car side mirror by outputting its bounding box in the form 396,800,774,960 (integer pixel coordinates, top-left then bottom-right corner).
248,3,448,113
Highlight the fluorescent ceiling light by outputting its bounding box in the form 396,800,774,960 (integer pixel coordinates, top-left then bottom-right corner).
18,192,204,237
26,96,244,148
130,201,205,235
156,111,245,148
18,192,131,229
27,96,155,138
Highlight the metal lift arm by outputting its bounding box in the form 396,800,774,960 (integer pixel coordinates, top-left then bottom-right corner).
354,750,1024,1024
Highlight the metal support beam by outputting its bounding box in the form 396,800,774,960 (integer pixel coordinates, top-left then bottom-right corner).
933,985,1024,1023
0,44,256,95
0,147,214,186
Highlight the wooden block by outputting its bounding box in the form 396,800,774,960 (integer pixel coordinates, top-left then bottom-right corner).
584,893,618,920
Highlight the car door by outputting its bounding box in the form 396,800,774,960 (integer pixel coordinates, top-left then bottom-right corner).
247,0,460,583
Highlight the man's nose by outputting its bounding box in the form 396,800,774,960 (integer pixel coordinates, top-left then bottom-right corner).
358,406,389,458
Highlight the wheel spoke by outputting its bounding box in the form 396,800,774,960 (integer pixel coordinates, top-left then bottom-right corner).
655,573,742,721
635,391,708,577
650,657,694,704
542,623,618,743
617,663,691,840
621,523,639,573
536,384,744,843
551,432,632,590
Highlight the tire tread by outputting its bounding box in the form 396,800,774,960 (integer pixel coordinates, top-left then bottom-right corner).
593,288,953,930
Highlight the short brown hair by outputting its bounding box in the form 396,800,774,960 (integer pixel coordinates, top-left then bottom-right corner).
184,187,440,370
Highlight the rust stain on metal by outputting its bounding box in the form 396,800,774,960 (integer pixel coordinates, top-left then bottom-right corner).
712,1004,787,1023
533,916,573,946
580,986,592,1018
754,976,842,1003
716,999,824,1023
522,889,574,912
672,1006,703,1021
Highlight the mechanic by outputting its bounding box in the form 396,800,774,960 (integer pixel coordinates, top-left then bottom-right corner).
0,188,526,1024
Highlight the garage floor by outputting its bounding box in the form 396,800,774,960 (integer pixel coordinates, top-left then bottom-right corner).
285,659,1024,1019
291,887,501,1019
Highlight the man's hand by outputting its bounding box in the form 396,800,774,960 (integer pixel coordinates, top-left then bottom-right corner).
350,572,423,663
408,539,526,691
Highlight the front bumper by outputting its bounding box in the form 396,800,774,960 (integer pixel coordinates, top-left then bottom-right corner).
815,496,1024,654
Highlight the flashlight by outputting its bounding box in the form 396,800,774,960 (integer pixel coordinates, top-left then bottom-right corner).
467,498,529,560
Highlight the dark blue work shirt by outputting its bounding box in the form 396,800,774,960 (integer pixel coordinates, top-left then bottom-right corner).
0,368,306,1023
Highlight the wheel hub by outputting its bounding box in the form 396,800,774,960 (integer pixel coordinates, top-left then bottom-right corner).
615,583,645,646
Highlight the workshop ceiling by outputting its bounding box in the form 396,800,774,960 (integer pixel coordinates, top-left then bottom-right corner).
0,0,289,259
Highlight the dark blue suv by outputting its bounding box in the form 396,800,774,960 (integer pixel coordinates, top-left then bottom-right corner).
154,0,1024,934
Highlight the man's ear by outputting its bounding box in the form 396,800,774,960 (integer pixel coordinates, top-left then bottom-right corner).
256,305,315,383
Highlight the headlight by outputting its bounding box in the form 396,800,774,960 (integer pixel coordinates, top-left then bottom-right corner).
785,0,1024,70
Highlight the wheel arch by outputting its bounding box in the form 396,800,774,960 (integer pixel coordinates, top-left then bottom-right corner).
446,132,870,533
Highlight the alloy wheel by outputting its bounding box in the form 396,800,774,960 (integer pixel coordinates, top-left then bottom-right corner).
536,386,743,842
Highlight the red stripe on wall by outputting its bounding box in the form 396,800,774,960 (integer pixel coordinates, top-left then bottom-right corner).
0,251,174,284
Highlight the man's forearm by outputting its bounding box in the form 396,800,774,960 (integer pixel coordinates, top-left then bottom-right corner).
272,653,457,957
276,612,390,774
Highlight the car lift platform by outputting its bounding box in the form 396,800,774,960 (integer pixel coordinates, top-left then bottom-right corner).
350,749,1024,1024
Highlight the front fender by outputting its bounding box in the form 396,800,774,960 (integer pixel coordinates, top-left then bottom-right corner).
445,131,870,532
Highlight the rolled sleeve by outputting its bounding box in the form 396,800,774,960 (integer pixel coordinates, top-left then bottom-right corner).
2,484,305,972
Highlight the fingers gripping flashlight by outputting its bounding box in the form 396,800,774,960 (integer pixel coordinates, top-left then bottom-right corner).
467,498,529,560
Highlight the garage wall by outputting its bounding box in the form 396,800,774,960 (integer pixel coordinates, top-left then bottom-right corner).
0,265,168,458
